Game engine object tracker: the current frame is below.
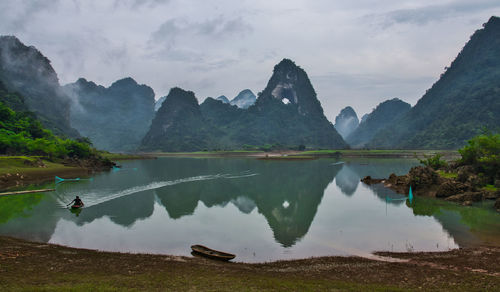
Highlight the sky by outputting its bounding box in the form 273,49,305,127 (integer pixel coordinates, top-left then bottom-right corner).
1,0,499,121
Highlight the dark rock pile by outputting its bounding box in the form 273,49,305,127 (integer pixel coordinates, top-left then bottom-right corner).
361,165,500,211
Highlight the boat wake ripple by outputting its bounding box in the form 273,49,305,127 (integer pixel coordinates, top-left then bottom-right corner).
57,172,258,208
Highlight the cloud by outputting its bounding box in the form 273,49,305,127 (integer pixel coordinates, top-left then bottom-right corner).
150,16,252,46
0,0,60,32
2,0,499,120
367,0,500,27
114,0,171,9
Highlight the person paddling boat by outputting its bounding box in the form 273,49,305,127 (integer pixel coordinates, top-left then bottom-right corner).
67,196,84,208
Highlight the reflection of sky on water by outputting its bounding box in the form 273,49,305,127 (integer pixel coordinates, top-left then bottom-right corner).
0,157,499,262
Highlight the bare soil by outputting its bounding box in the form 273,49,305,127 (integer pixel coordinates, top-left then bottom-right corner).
0,236,498,291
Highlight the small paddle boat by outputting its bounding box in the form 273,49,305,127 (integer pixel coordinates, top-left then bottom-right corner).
71,203,84,209
191,244,236,261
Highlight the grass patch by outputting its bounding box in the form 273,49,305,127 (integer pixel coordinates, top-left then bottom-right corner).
100,152,150,160
437,170,459,179
258,155,316,160
0,156,75,176
483,184,498,192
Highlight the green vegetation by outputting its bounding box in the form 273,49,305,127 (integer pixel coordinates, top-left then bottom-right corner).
458,131,500,184
410,196,500,238
0,190,44,224
346,98,411,148
0,100,93,159
483,184,498,192
417,153,448,170
437,170,458,179
0,36,78,137
370,17,500,149
99,152,152,160
0,84,111,164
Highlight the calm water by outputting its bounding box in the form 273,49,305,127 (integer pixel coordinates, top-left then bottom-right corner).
1,157,499,262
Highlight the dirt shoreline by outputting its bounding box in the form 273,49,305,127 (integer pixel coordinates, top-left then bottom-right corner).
0,166,91,191
0,154,154,191
0,236,498,291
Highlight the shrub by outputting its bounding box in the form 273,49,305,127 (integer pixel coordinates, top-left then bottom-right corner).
418,153,448,170
458,132,500,182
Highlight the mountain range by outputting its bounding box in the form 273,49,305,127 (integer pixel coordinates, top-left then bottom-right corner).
346,98,411,148
1,16,499,151
63,77,155,151
140,59,347,151
368,16,500,149
212,90,257,109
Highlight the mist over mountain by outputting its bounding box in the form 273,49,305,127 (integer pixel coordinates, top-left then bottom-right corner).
154,95,167,111
64,77,155,151
334,106,359,139
360,114,369,124
0,36,79,137
229,89,256,109
346,98,411,148
141,59,347,151
216,95,230,104
369,16,500,149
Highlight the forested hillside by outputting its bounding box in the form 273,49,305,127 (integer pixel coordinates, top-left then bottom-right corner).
369,16,500,149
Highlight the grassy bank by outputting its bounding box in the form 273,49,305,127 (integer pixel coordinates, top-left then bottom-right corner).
100,152,156,161
0,236,498,291
0,156,88,190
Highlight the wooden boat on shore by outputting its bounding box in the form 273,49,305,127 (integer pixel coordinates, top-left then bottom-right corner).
191,245,236,261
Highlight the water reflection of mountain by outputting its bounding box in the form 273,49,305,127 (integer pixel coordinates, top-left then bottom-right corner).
153,159,342,247
3,158,497,250
71,190,156,227
338,160,418,204
409,198,500,247
0,158,416,248
0,194,60,242
335,165,359,196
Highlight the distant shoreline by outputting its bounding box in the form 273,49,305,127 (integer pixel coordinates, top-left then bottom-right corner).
0,150,459,190
143,149,459,159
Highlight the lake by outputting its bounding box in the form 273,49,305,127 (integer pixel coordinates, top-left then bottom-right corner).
1,157,499,262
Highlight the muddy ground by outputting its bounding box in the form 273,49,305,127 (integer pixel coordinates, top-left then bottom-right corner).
0,236,498,291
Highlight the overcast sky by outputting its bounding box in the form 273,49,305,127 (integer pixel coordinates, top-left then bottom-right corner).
1,0,499,121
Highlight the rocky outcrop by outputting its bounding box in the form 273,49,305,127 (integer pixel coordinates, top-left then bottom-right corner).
361,165,500,211
445,192,484,204
436,181,469,198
